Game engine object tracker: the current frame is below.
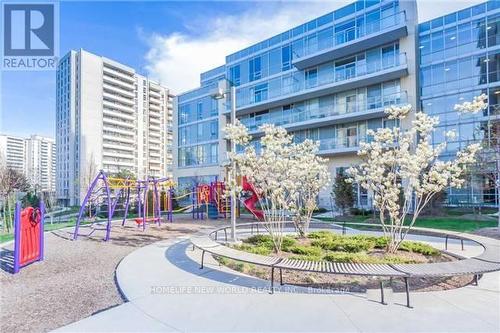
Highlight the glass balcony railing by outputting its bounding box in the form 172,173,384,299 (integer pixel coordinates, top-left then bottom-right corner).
239,91,407,131
318,135,366,152
236,53,407,110
293,11,406,60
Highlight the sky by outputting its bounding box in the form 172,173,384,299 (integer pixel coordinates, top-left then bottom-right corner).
0,0,486,138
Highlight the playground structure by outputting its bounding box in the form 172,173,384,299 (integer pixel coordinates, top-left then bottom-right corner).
73,171,265,241
13,200,45,274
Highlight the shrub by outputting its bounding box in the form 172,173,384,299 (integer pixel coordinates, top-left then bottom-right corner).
323,252,419,264
290,254,323,262
399,241,439,256
243,234,272,244
307,230,335,240
281,236,297,251
312,237,374,253
288,245,322,257
234,244,272,256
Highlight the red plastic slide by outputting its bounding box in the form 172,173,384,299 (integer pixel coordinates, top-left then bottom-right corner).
241,177,264,220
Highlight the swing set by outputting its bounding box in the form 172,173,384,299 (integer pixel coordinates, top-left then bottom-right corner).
73,170,175,241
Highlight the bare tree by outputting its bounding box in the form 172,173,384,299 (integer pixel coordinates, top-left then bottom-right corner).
79,153,99,217
0,163,31,232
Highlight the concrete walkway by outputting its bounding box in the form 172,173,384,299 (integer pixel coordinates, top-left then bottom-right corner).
55,231,500,332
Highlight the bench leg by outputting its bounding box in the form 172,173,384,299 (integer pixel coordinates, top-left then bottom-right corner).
270,267,275,294
200,250,205,269
473,274,479,286
461,239,464,251
192,244,195,251
280,269,283,286
380,281,387,305
404,277,412,308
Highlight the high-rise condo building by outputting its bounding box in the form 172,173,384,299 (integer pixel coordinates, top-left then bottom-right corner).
174,0,499,208
25,135,57,194
0,134,26,174
56,49,174,206
418,1,500,207
174,0,418,208
0,134,56,194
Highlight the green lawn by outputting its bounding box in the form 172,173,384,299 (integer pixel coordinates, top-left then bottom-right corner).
412,216,497,232
316,215,497,233
0,221,82,245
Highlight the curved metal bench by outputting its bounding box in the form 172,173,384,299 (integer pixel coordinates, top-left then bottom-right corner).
191,222,500,308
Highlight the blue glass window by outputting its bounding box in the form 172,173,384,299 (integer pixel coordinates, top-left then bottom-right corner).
431,17,443,29
458,8,471,21
334,3,355,20
317,13,333,27
472,3,486,16
253,83,268,103
249,57,262,81
281,45,291,71
229,65,240,85
419,22,431,33
445,13,457,25
305,68,318,88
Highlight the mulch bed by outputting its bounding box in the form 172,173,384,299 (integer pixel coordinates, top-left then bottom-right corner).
0,217,220,333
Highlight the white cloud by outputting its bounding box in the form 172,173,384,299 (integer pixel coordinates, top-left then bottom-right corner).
143,1,348,94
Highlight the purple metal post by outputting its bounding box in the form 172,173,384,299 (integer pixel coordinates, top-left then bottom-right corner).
101,172,113,241
137,184,142,221
143,181,148,231
39,200,45,261
169,188,173,222
152,178,161,225
192,186,195,219
13,202,21,274
121,187,131,226
73,172,103,240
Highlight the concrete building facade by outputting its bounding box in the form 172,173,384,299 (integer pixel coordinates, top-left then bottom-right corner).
56,49,174,206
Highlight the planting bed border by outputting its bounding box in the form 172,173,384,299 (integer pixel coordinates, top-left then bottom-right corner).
191,221,500,308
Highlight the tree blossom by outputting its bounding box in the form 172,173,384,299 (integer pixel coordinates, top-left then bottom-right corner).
225,123,330,252
454,94,488,114
349,97,484,253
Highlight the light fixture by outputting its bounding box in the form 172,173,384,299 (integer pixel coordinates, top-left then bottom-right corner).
494,90,500,94
427,102,432,106
445,68,450,71
450,36,456,40
487,26,493,30
419,45,425,49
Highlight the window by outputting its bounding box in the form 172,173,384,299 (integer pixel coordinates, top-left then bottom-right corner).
197,102,203,120
249,57,262,81
305,68,318,88
281,45,291,71
229,65,240,85
253,83,268,103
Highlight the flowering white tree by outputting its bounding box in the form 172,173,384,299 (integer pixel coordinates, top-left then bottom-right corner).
225,122,330,252
348,96,486,253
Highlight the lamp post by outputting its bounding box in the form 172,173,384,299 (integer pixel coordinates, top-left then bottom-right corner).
212,83,237,241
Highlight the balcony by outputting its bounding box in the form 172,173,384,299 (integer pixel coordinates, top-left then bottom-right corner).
293,11,407,70
236,53,407,114
103,109,136,122
317,136,365,156
103,66,135,83
103,75,134,92
103,100,135,114
103,92,134,107
240,91,407,133
103,83,135,99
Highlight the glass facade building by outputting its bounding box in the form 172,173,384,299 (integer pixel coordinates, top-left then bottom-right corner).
174,0,499,208
419,1,500,206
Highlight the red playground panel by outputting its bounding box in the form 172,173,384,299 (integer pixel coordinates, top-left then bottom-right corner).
13,201,45,274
